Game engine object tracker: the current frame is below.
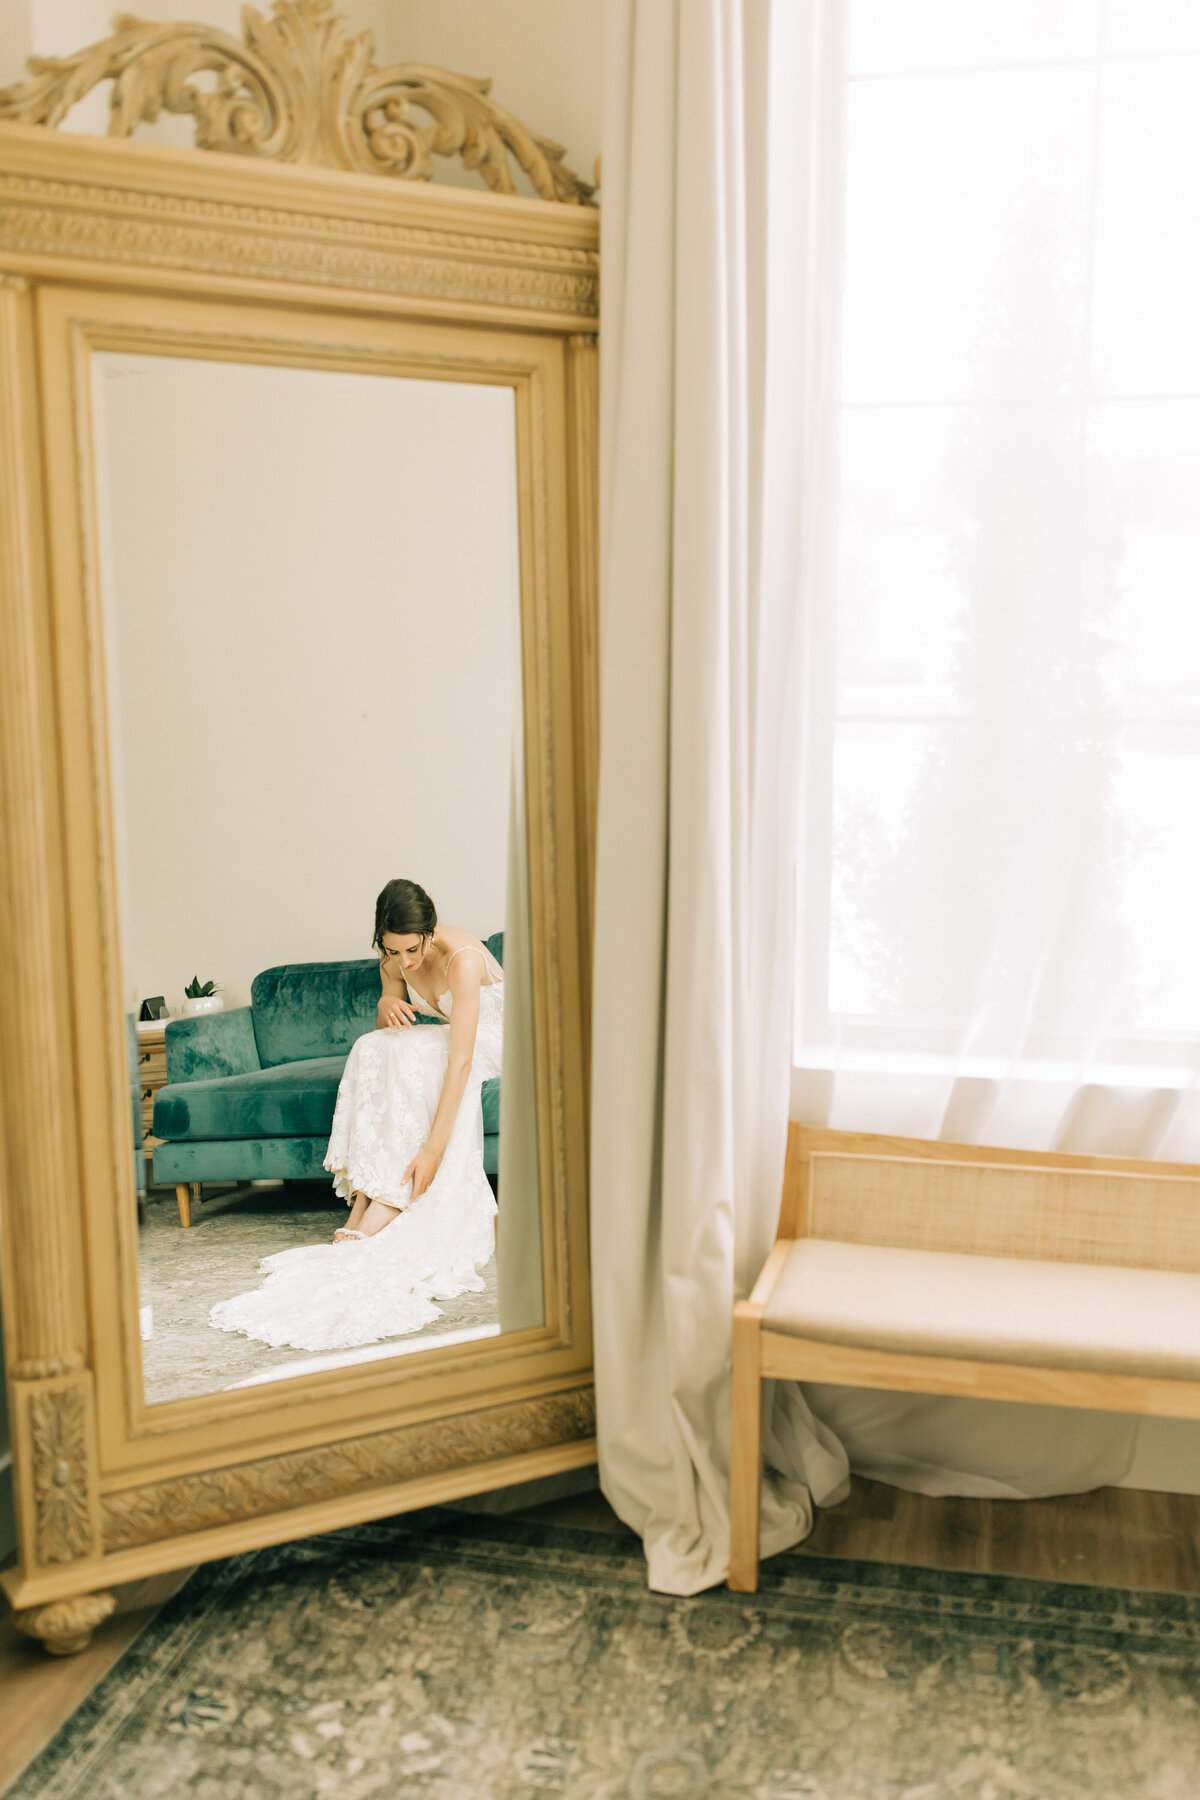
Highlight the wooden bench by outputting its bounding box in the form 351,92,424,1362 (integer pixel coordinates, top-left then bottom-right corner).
729,1124,1200,1592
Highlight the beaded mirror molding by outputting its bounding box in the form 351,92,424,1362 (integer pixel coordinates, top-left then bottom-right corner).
0,0,596,204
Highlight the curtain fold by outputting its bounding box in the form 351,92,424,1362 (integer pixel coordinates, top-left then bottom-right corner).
592,0,849,1596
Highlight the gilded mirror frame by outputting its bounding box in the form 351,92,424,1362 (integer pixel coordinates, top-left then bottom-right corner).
0,66,597,1647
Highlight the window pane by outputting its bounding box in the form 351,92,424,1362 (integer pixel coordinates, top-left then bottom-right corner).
804,8,1200,1060
837,409,961,713
1116,748,1200,1033
848,0,1100,77
843,66,1095,404
1105,0,1200,55
1091,400,1200,704
1093,58,1200,394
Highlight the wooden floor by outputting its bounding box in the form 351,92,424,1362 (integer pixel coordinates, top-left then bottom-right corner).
802,1477,1200,1590
0,1569,192,1797
4,1478,1200,1793
519,1477,1200,1592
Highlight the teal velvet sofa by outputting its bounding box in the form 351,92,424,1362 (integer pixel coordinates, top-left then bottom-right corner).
153,934,503,1226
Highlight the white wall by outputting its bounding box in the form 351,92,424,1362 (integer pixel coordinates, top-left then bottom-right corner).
6,0,388,141
0,3,35,99
95,354,519,1011
380,1,601,195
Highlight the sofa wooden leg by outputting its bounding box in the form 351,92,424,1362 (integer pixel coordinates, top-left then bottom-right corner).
728,1305,764,1593
175,1183,192,1228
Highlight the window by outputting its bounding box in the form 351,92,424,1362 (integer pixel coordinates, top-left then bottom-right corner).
797,2,1200,1087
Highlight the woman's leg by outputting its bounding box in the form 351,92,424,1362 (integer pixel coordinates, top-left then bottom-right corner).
359,1197,401,1236
332,1190,403,1242
332,1189,370,1241
326,1027,446,1240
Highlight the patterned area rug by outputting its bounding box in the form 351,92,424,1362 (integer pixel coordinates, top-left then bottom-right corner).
13,1513,1200,1800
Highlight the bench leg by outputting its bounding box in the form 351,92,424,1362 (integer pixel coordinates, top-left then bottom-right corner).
728,1305,764,1592
175,1183,192,1228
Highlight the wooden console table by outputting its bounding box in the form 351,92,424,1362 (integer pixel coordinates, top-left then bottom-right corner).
135,1023,168,1149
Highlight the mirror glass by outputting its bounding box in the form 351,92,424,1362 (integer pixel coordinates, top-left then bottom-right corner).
92,349,543,1405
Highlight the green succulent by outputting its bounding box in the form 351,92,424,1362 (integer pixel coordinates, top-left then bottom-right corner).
184,976,217,999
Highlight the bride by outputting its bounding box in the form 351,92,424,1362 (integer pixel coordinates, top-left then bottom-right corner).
210,878,503,1352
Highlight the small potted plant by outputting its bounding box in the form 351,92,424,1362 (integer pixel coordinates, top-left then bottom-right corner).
181,976,224,1017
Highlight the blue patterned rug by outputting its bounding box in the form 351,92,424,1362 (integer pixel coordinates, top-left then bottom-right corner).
12,1511,1200,1799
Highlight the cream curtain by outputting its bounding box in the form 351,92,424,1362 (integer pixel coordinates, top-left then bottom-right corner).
591,0,849,1595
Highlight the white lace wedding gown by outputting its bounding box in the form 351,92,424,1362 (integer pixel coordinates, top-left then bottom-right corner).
209,945,503,1352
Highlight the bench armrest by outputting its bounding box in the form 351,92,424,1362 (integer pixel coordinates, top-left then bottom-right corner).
739,1237,796,1320
164,1007,261,1084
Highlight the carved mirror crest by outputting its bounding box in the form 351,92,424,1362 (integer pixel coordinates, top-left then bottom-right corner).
0,0,595,202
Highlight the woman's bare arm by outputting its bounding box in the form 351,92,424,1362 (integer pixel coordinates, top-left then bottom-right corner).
377,959,418,1030
404,950,483,1197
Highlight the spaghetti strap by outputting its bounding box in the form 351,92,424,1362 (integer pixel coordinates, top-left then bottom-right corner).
445,942,502,988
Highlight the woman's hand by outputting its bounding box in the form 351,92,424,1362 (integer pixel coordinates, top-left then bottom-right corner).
379,997,417,1030
403,1141,443,1200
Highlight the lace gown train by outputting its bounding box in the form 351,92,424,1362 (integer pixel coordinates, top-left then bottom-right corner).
210,950,503,1353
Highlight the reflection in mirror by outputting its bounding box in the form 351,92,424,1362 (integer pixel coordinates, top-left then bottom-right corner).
92,349,542,1405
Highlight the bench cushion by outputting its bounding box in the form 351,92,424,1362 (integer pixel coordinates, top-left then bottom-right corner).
763,1239,1200,1381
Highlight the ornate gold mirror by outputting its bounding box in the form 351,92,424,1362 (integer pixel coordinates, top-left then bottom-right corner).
0,1,597,1654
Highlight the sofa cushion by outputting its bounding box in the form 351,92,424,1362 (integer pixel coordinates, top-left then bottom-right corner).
157,1058,503,1146
250,941,503,1069
155,1056,348,1142
164,1005,261,1084
251,961,381,1067
154,1130,500,1185
154,1135,335,1185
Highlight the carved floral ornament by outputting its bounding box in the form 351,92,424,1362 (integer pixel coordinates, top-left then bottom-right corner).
0,0,595,205
102,1387,596,1550
29,1389,95,1565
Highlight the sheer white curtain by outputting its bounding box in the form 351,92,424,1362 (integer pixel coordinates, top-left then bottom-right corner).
592,0,849,1594
795,2,1200,1495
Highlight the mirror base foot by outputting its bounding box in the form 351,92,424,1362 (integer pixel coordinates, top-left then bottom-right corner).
13,1590,117,1656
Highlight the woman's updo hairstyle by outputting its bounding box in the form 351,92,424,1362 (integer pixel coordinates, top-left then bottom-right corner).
372,878,437,952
